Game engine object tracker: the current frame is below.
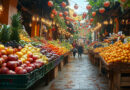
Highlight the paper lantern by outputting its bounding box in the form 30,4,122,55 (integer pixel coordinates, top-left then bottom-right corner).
86,5,92,10
104,1,110,7
90,18,94,22
74,4,78,9
64,11,68,16
92,12,96,17
48,1,53,7
99,8,105,13
61,2,66,7
50,14,54,18
73,13,77,17
59,12,63,17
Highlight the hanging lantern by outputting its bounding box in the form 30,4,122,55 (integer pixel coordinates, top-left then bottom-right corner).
64,11,68,16
99,8,105,13
82,12,87,19
74,4,78,9
54,11,57,15
48,1,53,7
65,16,69,20
92,12,96,17
90,18,94,22
104,1,110,7
73,13,77,17
86,5,92,10
66,21,70,24
121,0,126,2
59,12,63,17
80,23,82,26
86,25,88,28
61,2,66,7
86,20,88,22
52,9,56,14
50,14,54,18
52,27,56,31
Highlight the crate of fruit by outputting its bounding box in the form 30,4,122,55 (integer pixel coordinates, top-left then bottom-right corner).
0,69,38,90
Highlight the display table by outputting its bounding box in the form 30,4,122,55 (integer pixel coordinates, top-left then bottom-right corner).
88,49,130,90
0,51,72,90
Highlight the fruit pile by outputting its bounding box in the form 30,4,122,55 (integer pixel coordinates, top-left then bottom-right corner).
99,41,130,63
0,39,72,75
94,47,108,53
0,44,47,75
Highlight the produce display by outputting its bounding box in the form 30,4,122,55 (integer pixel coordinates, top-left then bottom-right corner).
0,40,72,75
94,41,130,64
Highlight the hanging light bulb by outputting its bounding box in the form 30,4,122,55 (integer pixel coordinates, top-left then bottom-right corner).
110,19,113,24
0,0,3,13
32,16,35,21
36,17,39,21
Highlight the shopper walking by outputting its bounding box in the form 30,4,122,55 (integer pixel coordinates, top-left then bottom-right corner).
77,43,83,58
72,41,77,58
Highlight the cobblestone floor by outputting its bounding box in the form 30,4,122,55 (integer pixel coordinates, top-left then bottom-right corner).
33,54,108,90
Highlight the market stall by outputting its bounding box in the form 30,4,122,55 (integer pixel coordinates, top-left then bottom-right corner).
88,41,130,90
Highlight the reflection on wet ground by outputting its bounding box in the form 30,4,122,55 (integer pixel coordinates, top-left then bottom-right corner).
33,55,108,90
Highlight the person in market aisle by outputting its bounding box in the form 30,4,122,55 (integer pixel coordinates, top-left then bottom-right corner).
72,41,78,58
77,43,84,58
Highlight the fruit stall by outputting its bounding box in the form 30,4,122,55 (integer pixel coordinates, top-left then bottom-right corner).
88,41,130,90
0,12,73,90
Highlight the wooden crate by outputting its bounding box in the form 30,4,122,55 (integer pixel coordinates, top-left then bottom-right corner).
98,56,130,90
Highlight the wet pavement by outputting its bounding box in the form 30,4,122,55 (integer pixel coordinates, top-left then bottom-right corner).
33,54,108,90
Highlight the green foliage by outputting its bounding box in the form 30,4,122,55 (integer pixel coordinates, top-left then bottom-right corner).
10,13,22,42
0,25,11,43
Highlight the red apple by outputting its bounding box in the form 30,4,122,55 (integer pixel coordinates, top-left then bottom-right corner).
0,52,2,57
7,61,18,70
25,61,30,66
17,60,22,66
7,70,16,75
33,63,41,68
18,46,22,51
17,69,27,74
8,54,18,61
104,1,110,7
25,67,33,73
0,67,9,74
2,63,7,67
0,58,4,65
35,60,44,66
2,55,8,62
33,55,38,61
28,64,36,69
15,67,23,72
27,53,33,58
1,50,7,55
27,58,33,63
21,64,27,68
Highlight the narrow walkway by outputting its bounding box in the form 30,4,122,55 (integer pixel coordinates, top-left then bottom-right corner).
33,55,108,90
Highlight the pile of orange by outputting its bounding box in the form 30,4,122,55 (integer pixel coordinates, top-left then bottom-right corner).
99,41,130,63
94,47,108,53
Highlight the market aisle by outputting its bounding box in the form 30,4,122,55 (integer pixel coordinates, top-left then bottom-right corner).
33,54,108,90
